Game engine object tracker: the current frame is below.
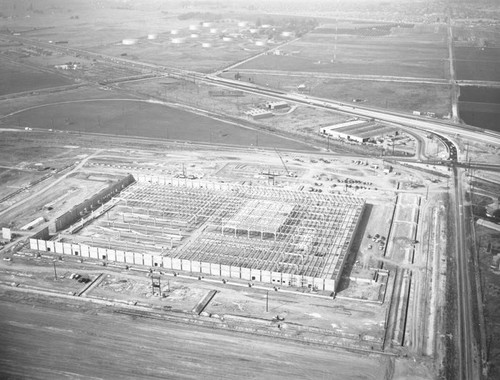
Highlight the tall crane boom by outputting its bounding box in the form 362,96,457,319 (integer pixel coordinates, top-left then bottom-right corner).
275,148,296,177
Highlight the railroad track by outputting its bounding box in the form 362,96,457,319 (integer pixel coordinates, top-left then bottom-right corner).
452,166,479,379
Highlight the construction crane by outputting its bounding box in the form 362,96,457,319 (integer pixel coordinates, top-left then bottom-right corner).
275,148,296,177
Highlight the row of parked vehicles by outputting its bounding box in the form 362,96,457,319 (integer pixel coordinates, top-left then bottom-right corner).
367,233,386,251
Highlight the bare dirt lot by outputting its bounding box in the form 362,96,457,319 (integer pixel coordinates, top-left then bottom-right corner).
477,226,500,379
0,290,391,380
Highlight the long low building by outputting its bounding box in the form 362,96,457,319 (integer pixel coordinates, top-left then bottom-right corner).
29,175,366,293
320,119,372,143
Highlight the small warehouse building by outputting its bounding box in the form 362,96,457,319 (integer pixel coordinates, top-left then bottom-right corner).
245,108,273,119
265,101,289,110
320,119,371,143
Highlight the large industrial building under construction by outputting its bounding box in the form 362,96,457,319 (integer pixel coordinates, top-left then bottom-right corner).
30,175,365,292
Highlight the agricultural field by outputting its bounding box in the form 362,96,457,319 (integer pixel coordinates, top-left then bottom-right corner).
0,58,73,96
237,24,449,79
454,47,500,81
2,99,312,150
458,86,500,132
312,79,451,116
116,78,351,148
222,70,452,116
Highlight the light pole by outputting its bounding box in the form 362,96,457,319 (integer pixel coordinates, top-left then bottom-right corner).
53,260,58,280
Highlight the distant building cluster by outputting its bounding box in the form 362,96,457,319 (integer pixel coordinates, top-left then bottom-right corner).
245,101,290,119
54,62,80,70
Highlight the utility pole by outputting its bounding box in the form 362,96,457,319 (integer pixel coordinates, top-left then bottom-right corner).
53,260,57,280
266,290,269,312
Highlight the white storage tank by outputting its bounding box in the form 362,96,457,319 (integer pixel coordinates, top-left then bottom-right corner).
122,39,138,45
147,34,158,40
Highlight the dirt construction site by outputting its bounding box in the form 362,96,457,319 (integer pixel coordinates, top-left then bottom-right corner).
0,128,448,379
5,1,491,378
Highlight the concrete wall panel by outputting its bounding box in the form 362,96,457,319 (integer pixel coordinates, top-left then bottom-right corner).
250,268,261,282
97,247,107,260
143,253,153,267
221,265,230,277
125,251,135,264
46,241,55,252
261,270,271,283
241,267,251,281
303,276,314,287
163,256,172,269
134,252,143,265
313,277,325,291
271,272,282,285
230,266,240,279
79,245,89,258
324,279,335,292
182,259,192,272
152,255,163,267
281,273,291,286
38,240,47,251
289,274,300,287
200,262,211,275
63,243,72,255
54,242,64,254
89,247,98,259
29,239,38,250
71,244,81,256
210,263,220,276
191,261,201,273
107,249,116,262
116,250,125,263
172,258,182,270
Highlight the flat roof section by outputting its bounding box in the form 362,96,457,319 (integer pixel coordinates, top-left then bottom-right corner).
322,119,367,131
55,177,365,290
